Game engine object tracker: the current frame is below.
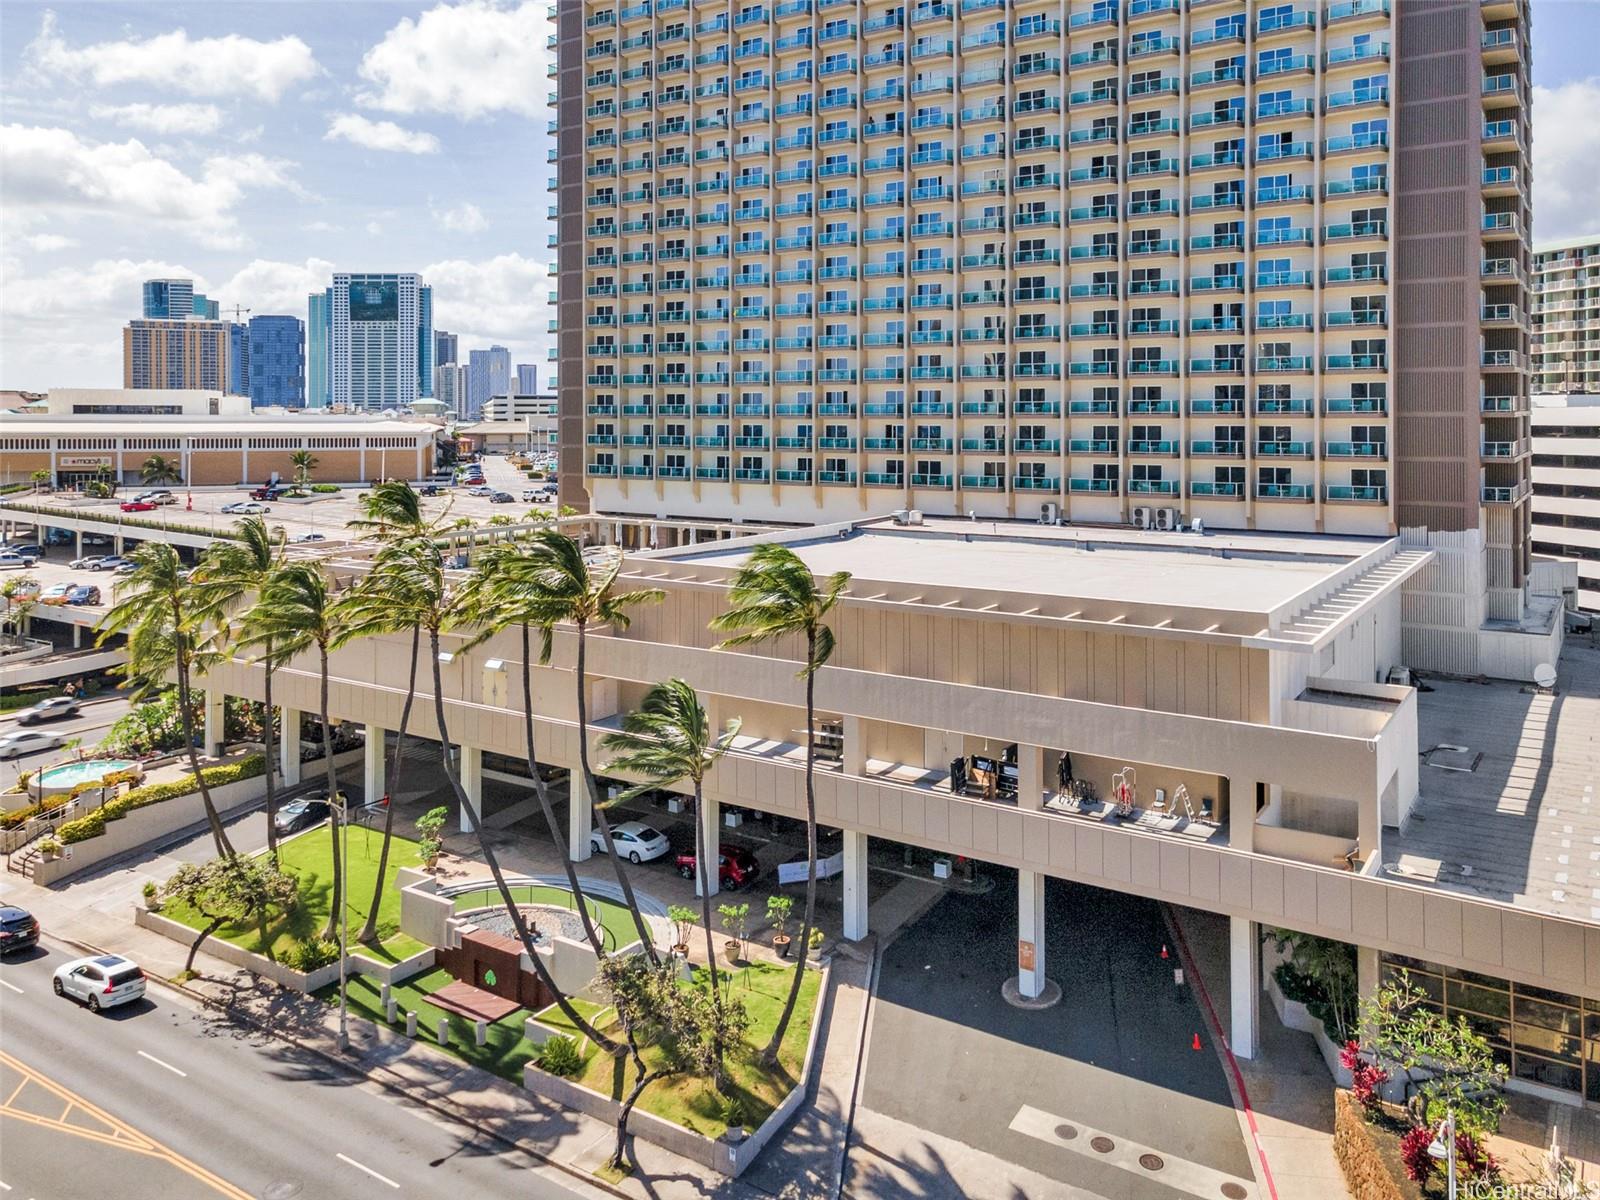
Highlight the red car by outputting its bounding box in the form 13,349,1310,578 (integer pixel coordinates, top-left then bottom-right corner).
673,846,762,889
119,500,156,512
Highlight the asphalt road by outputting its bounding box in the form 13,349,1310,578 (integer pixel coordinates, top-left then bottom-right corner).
0,938,600,1200
0,696,132,789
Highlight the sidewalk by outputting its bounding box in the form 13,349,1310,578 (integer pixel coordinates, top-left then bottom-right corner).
4,801,877,1200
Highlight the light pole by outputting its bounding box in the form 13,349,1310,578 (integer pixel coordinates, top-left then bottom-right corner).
1427,1107,1457,1200
333,792,351,1052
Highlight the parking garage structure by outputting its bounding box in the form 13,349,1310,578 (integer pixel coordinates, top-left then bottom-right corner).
197,515,1600,1069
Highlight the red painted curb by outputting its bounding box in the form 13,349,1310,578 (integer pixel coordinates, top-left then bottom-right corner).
1165,907,1281,1200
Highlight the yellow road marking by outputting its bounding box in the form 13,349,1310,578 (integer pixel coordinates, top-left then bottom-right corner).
0,1050,251,1198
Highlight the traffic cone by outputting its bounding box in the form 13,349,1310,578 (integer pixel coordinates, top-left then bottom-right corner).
1160,944,1169,960
1192,1033,1203,1052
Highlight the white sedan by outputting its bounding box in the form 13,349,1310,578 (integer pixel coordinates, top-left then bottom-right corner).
221,501,271,515
289,532,326,544
0,729,65,759
589,820,670,865
53,954,147,1013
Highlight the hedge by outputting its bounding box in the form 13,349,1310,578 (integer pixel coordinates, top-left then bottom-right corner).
309,484,341,494
57,755,265,844
0,766,142,829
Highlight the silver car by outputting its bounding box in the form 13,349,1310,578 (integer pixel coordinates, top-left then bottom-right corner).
589,819,670,864
53,954,147,1013
0,729,65,759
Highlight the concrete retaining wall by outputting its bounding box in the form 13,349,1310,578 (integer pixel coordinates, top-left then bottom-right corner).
350,946,435,986
135,907,343,991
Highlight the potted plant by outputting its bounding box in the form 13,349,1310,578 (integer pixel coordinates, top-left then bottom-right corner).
37,837,62,861
767,894,794,958
808,926,825,961
141,880,160,910
667,904,697,958
718,901,749,963
415,805,448,871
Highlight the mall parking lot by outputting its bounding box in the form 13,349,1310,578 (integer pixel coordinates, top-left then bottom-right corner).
853,872,1257,1200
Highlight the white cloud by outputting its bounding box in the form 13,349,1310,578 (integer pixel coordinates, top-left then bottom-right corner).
89,102,223,136
365,220,383,236
1533,78,1600,244
324,114,440,155
423,252,553,366
14,233,78,252
24,11,319,103
0,124,304,248
303,220,342,234
0,256,200,390
436,202,488,234
215,257,336,317
356,1,549,120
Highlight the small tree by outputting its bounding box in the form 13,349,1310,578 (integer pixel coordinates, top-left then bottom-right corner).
140,454,183,487
595,953,698,1172
667,904,697,953
718,901,750,961
766,894,793,945
415,805,449,867
1360,969,1508,1134
1270,928,1357,1042
30,468,50,492
162,856,298,973
289,449,318,493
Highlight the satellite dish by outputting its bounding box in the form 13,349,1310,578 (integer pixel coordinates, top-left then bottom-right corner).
1533,663,1557,689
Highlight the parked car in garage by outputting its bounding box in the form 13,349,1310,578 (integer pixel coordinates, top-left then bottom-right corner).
289,532,326,544
38,582,76,605
0,905,40,956
16,697,79,725
91,556,132,572
64,585,102,606
272,797,332,836
119,500,157,512
53,954,146,1013
673,845,762,889
0,729,65,759
489,491,515,504
69,554,107,570
0,552,35,570
589,820,671,865
2,543,44,560
221,501,270,515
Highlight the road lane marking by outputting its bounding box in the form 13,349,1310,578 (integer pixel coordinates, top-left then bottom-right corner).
336,1152,400,1188
136,1050,187,1078
0,980,22,995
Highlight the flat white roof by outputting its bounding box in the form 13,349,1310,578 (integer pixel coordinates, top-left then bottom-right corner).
0,415,434,438
674,518,1381,616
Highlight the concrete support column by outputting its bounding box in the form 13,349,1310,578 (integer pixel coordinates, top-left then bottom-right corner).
364,724,387,805
842,830,869,941
72,624,82,648
695,793,720,898
202,689,225,758
279,706,302,785
74,530,82,558
569,772,594,862
1014,869,1055,1003
1230,916,1261,1061
1357,944,1380,1043
1227,777,1258,852
841,715,865,777
1018,745,1046,810
459,744,482,833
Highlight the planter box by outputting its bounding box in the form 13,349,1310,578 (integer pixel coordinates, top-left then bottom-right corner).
521,961,830,1177
1265,961,1353,1087
350,945,436,987
135,907,343,992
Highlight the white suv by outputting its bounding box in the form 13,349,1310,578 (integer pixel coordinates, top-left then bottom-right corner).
53,954,147,1012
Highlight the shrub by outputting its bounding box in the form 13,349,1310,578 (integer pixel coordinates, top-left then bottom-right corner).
310,483,341,494
0,803,43,830
284,937,340,972
57,756,264,843
536,1034,583,1077
1339,1040,1389,1117
1399,1125,1499,1186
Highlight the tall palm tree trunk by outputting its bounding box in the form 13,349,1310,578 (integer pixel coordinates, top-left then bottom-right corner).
173,643,234,859
317,644,343,944
262,643,278,861
427,626,619,1054
358,626,419,944
763,631,818,1063
575,622,658,960
518,621,605,956
693,780,722,1006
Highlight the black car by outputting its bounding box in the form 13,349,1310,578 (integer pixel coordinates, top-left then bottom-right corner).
2,543,43,559
0,905,39,955
273,797,331,835
419,484,440,496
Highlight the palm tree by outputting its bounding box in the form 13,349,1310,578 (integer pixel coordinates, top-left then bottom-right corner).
385,536,618,1051
710,543,850,1062
455,544,605,957
600,679,741,1045
346,479,447,541
191,517,288,859
140,454,183,487
289,449,318,493
511,529,663,957
238,562,345,940
97,543,235,859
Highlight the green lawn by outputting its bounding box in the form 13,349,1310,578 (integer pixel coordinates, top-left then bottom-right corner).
163,825,424,962
327,968,536,1083
572,961,822,1140
449,883,640,954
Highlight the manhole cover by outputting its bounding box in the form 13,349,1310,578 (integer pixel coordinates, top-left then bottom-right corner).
1090,1135,1115,1154
1053,1123,1078,1141
1220,1184,1249,1199
262,1184,303,1200
1139,1154,1165,1171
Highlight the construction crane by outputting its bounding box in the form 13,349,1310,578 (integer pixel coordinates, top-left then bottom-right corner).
224,304,251,323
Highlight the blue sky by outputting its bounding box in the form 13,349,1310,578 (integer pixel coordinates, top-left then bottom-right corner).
1,0,1598,392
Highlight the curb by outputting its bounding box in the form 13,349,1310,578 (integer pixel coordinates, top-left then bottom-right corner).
38,927,632,1200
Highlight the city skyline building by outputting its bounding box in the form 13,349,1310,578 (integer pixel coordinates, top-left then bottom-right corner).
227,323,249,397
306,289,332,408
516,363,541,394
1531,393,1600,612
246,315,306,408
1533,238,1599,395
418,284,435,399
142,278,194,321
467,344,511,416
328,272,430,411
435,361,470,417
193,292,221,321
558,0,1537,678
435,329,459,369
122,319,231,391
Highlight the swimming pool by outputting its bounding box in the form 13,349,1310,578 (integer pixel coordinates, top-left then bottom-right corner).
35,759,138,796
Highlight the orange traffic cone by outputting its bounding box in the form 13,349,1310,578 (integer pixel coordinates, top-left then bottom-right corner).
1160,944,1169,960
1192,1033,1203,1052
